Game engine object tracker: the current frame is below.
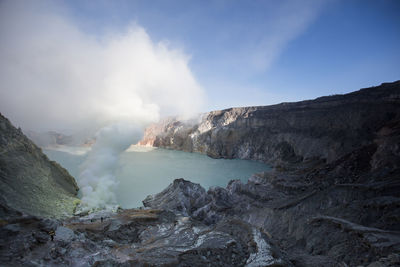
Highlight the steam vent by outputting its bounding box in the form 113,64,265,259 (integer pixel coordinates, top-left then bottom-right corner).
1,1,399,266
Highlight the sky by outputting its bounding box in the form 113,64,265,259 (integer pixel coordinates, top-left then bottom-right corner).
0,0,399,131
62,0,400,106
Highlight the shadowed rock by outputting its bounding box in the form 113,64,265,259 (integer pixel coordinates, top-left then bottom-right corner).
142,81,400,166
1,81,400,266
0,113,79,218
0,208,292,266
143,178,210,216
140,87,400,266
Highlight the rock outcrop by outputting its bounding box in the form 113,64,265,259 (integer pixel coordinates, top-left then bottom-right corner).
1,81,399,266
0,112,292,266
144,152,400,266
142,178,211,216
143,120,400,265
0,113,79,218
142,81,400,266
0,209,292,266
141,81,400,166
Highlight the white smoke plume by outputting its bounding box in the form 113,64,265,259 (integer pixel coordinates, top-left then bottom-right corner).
0,1,205,211
78,123,143,212
0,0,204,132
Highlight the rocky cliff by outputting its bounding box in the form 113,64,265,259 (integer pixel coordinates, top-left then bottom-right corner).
141,81,400,266
1,81,399,266
141,81,400,166
0,113,79,218
0,113,293,266
143,119,400,266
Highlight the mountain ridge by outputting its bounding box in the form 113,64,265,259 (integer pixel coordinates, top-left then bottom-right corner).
0,113,79,218
140,81,400,165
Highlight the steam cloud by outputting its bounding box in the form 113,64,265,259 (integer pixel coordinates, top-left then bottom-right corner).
0,1,205,211
0,0,204,132
79,123,143,212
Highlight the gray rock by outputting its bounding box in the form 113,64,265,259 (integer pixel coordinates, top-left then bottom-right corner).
143,178,210,216
55,226,75,242
1,81,400,266
0,113,79,218
0,209,292,266
137,81,400,265
143,81,400,165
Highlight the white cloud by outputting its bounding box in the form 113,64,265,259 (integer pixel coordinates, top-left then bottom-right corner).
0,0,204,132
0,0,206,211
78,123,144,212
242,0,326,72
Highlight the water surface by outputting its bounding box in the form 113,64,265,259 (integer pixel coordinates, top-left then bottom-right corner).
44,147,270,208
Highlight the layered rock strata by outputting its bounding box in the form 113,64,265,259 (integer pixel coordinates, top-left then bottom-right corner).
143,117,400,266
141,81,400,165
142,81,400,266
1,81,399,266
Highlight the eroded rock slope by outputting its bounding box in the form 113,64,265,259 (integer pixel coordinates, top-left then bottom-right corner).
141,81,400,165
0,208,293,266
1,81,399,266
142,81,400,266
0,113,79,218
0,113,292,266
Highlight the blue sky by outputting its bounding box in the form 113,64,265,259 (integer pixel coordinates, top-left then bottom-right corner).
62,0,400,109
0,0,399,131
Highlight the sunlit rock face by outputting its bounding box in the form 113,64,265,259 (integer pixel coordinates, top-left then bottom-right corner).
0,113,79,218
1,81,399,266
143,81,400,166
140,81,400,266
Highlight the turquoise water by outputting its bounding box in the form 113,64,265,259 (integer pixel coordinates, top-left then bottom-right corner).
44,147,270,208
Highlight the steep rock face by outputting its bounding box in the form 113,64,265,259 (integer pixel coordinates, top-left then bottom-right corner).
0,113,79,218
143,111,400,265
142,81,400,165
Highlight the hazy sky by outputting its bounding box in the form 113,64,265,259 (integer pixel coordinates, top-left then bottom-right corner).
62,0,400,105
0,0,399,131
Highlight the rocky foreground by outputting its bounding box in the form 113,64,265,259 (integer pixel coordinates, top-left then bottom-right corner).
0,81,399,266
140,81,400,266
0,110,290,266
0,207,293,266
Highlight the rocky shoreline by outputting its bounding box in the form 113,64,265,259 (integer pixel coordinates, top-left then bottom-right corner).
1,81,399,266
140,81,400,165
140,81,400,266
